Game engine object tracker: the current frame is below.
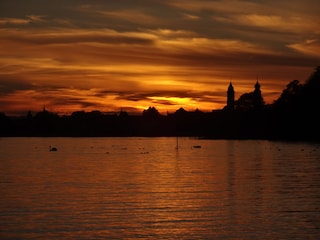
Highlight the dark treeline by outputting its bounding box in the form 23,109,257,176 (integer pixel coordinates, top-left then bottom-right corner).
1,66,320,141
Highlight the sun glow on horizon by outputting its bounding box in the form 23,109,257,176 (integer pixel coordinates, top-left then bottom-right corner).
0,1,318,116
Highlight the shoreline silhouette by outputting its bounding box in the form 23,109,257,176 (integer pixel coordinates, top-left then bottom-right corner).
1,66,319,141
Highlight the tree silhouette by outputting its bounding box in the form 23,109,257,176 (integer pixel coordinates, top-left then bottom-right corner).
274,79,303,108
1,66,320,141
142,107,161,118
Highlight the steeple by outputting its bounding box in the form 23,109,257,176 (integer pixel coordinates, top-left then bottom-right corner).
227,82,235,111
255,80,260,91
253,79,263,109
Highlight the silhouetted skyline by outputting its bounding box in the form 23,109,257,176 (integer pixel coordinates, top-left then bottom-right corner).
1,66,319,141
0,1,319,115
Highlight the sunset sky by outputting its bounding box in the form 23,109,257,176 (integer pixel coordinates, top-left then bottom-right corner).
0,0,319,115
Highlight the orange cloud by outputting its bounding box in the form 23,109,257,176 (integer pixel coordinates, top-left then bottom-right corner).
97,9,161,25
0,15,45,25
288,39,320,57
221,14,319,34
0,18,31,25
0,0,319,116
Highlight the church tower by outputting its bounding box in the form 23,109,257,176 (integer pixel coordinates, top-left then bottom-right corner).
253,81,263,109
254,81,260,93
227,82,235,111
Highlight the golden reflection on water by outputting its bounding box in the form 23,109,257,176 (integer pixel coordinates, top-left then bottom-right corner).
1,138,320,239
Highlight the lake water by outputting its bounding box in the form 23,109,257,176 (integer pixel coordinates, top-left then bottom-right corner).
1,137,320,239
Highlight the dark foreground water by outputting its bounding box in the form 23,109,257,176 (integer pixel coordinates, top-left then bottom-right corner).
1,137,320,239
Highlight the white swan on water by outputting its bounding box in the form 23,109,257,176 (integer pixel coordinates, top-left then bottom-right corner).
49,146,57,151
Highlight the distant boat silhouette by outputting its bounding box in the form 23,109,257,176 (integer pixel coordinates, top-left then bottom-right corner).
49,146,57,151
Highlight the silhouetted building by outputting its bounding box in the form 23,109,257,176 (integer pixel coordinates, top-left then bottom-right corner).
1,66,320,140
235,81,264,111
118,110,129,118
226,82,235,111
253,81,264,110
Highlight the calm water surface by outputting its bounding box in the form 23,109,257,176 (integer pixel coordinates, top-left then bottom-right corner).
1,137,320,239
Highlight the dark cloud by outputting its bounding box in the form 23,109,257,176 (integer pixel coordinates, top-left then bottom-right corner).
1,29,155,45
0,78,35,95
0,0,319,114
49,96,103,109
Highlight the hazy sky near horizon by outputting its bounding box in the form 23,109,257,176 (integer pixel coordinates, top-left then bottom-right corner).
0,0,319,115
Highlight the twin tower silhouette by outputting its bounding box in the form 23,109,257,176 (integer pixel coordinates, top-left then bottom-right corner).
225,81,264,111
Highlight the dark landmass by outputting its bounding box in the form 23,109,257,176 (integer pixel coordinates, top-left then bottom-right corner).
1,66,320,141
